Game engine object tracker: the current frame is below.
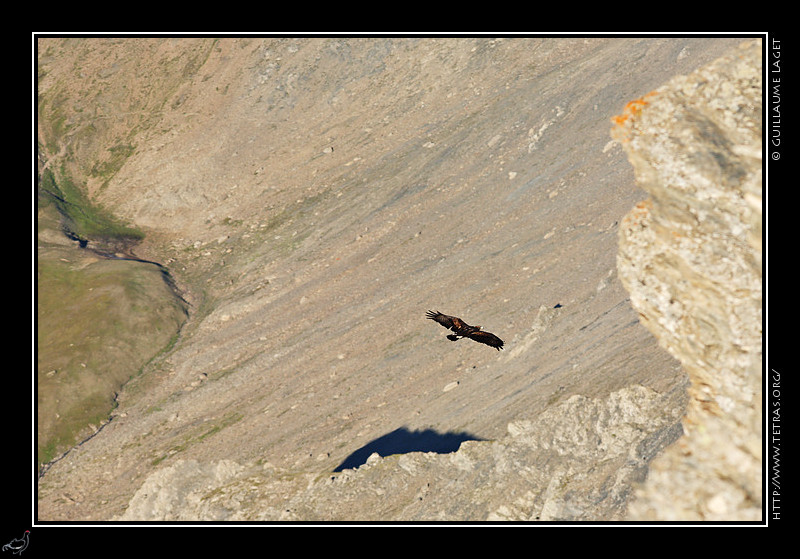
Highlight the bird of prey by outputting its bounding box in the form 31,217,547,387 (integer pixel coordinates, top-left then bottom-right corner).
426,310,504,350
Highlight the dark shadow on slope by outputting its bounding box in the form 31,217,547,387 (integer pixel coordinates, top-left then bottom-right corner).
334,427,485,472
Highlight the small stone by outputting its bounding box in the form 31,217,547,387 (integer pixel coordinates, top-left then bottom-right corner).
443,380,459,392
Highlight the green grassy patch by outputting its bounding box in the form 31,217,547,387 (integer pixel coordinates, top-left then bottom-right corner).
39,166,143,243
37,243,187,467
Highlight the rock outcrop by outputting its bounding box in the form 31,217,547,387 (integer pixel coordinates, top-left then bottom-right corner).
119,385,685,521
613,40,762,520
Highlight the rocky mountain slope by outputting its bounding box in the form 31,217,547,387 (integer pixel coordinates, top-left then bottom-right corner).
36,36,753,521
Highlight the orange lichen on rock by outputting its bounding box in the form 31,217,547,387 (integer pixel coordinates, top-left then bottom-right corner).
610,90,659,129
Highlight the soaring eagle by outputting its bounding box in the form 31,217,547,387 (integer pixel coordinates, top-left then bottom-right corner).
426,310,504,350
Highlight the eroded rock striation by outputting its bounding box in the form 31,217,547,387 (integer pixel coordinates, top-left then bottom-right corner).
613,40,763,520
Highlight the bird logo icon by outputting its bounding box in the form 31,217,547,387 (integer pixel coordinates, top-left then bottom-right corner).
2,531,29,555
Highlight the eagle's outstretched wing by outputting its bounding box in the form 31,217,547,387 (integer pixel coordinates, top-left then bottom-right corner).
463,329,504,350
425,310,460,331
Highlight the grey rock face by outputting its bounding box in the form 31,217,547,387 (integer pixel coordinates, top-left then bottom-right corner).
613,40,762,520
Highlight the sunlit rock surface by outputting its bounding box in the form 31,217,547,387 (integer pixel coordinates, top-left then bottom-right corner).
613,40,762,521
